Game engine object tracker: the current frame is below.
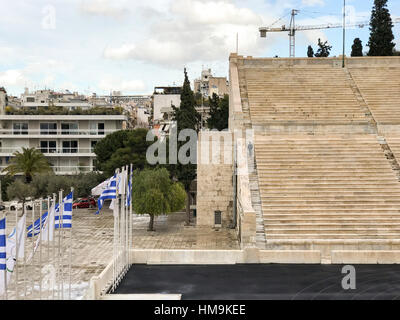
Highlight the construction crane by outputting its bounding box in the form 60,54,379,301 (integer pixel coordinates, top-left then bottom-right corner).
259,9,400,58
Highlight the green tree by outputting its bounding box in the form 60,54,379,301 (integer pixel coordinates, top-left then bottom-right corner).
314,38,332,57
207,93,229,131
7,180,36,215
93,130,131,170
307,45,314,57
0,175,14,201
171,68,201,225
367,0,395,56
2,148,52,183
131,168,186,231
351,38,364,57
94,129,153,177
172,69,201,131
31,172,106,199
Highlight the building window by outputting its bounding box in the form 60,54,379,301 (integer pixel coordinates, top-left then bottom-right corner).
40,123,57,135
13,123,28,135
91,141,97,153
61,123,78,135
62,141,78,154
90,122,105,135
40,141,57,154
26,97,35,102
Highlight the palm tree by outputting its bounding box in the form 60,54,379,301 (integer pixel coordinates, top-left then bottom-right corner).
2,147,53,183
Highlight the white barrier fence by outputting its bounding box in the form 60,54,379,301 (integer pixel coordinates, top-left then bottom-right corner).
1,189,74,300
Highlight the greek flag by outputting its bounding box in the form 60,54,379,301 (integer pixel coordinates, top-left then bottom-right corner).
126,170,132,207
96,174,117,215
0,217,6,295
0,218,5,271
27,191,74,236
55,191,73,229
27,211,48,238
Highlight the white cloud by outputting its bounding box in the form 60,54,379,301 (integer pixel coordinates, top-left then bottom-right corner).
302,0,325,7
170,0,261,25
79,0,129,18
103,0,268,67
98,77,146,93
0,70,27,87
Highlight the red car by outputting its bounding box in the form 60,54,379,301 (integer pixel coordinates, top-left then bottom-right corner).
73,197,97,209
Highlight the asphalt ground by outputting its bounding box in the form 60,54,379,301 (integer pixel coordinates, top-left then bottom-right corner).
113,264,400,300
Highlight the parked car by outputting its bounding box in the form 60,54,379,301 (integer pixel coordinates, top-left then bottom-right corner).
9,201,33,211
72,197,97,209
0,204,5,211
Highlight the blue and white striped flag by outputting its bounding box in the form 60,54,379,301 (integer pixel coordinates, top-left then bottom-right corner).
27,191,74,236
55,191,73,229
96,174,117,215
126,170,132,207
0,217,6,295
27,211,48,238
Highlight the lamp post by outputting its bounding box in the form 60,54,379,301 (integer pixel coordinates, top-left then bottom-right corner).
343,0,346,68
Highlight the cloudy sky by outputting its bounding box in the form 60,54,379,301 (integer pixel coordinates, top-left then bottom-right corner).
0,0,399,96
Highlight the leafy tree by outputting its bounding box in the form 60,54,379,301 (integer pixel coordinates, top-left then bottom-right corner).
2,148,52,183
31,172,106,199
307,45,314,57
367,0,395,56
351,38,364,57
207,93,229,131
131,168,186,231
73,172,106,198
0,175,14,201
7,180,36,215
314,38,332,57
94,129,152,177
171,68,201,225
172,69,201,132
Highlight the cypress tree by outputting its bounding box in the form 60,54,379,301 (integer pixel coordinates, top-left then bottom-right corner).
367,0,395,56
307,45,314,58
207,93,229,131
171,68,201,225
351,38,364,57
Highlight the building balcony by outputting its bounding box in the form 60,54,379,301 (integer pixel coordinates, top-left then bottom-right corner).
0,148,96,157
0,166,95,175
0,129,116,138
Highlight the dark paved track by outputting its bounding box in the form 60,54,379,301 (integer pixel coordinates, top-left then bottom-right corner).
113,264,400,300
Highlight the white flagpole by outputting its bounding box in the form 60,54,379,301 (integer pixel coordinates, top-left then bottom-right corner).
117,169,121,287
129,163,133,268
15,206,19,299
60,189,64,300
31,202,35,299
57,190,61,300
113,169,119,292
120,167,124,279
52,193,56,300
3,214,7,301
125,165,129,274
47,197,50,262
120,167,124,282
69,187,73,300
39,198,43,300
23,207,27,300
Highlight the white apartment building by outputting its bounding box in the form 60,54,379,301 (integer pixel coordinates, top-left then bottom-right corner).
194,69,229,98
21,88,91,110
152,87,182,124
0,114,127,175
